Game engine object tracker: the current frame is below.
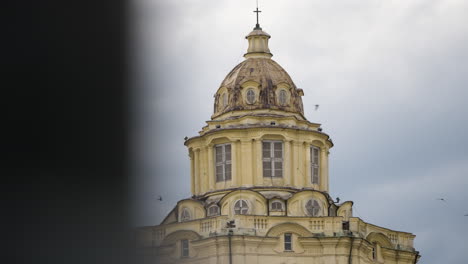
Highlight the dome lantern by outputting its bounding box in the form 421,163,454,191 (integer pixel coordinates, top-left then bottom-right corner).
244,6,272,59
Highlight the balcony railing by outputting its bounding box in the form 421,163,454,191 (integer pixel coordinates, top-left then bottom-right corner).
138,215,415,251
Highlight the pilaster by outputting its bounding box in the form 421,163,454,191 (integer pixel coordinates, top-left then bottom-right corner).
207,144,214,191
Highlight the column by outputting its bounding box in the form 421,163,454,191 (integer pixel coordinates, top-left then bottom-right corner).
201,146,208,193
292,141,301,187
284,140,291,186
207,144,214,191
304,143,311,188
189,150,195,194
231,140,238,187
302,142,308,186
241,139,252,187
321,148,329,193
194,148,200,194
254,139,263,185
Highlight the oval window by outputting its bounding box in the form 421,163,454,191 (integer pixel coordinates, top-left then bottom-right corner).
246,89,256,104
279,90,288,106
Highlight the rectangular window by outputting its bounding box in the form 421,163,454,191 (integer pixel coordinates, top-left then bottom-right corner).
181,239,189,258
311,146,320,184
263,141,283,177
215,144,231,182
284,233,292,251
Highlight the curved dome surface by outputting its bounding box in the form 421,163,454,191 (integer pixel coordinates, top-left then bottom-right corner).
213,57,305,119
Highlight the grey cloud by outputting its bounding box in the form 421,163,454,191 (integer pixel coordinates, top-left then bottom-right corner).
131,1,468,263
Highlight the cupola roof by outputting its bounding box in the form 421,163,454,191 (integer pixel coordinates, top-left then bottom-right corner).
212,26,305,120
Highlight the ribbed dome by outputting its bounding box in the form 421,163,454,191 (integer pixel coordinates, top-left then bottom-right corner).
212,27,305,120
213,57,305,119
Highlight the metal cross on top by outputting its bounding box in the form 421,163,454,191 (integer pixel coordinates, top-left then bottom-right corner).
253,4,262,30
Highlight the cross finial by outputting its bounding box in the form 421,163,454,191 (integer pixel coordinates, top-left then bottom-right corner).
253,1,262,30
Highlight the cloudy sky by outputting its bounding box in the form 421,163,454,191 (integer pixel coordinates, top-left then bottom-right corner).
130,1,468,263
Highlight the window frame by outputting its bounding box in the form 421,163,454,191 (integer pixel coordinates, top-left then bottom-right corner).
215,143,232,182
278,89,288,106
207,205,220,217
310,146,320,184
372,244,376,260
181,239,189,258
270,200,284,211
305,199,321,217
284,233,292,251
246,88,256,104
262,140,283,178
233,199,249,215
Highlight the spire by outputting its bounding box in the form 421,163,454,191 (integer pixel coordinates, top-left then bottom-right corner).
244,1,272,59
253,1,262,30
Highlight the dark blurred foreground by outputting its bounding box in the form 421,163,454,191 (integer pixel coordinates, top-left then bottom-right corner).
3,1,141,263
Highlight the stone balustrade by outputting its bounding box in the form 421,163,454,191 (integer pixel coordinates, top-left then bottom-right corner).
138,215,415,251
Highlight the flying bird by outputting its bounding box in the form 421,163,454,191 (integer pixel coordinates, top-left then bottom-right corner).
464,214,468,216
157,195,163,201
436,198,446,202
315,104,319,111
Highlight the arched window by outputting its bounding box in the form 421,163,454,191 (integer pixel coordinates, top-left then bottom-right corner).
246,89,256,104
270,200,284,211
207,205,220,216
180,208,191,222
305,199,321,216
279,90,288,105
234,200,249,215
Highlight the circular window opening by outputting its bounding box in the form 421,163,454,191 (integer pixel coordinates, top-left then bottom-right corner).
246,89,256,104
279,90,288,106
305,199,321,216
234,200,249,215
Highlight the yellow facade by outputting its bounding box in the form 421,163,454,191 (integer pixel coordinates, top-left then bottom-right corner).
137,20,419,264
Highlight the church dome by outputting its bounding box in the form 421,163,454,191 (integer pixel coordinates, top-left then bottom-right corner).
212,28,305,120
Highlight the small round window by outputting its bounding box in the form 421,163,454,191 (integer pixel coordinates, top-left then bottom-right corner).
246,89,256,104
305,199,321,216
234,200,249,215
279,90,288,106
